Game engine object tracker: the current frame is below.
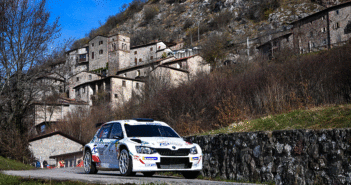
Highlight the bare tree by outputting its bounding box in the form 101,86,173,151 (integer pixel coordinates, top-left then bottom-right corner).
0,0,60,159
200,33,229,68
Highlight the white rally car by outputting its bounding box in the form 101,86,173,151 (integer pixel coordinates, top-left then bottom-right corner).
83,118,203,179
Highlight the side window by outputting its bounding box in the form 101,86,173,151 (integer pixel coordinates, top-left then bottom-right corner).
110,123,124,139
97,124,112,139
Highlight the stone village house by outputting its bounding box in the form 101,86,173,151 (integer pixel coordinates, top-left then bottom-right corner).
257,1,351,58
29,131,85,168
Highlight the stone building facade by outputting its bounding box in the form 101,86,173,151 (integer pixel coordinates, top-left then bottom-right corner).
89,35,109,71
291,1,351,53
68,71,101,100
32,98,89,135
257,2,351,57
66,46,89,76
73,76,144,107
29,131,84,167
64,33,210,107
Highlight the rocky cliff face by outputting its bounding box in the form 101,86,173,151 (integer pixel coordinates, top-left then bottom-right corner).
185,128,351,184
109,0,326,46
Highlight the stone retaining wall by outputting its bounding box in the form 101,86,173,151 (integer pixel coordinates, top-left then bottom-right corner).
185,129,351,184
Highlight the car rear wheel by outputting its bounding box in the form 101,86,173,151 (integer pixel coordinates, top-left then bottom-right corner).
143,172,155,177
84,150,98,174
119,149,134,176
182,171,200,179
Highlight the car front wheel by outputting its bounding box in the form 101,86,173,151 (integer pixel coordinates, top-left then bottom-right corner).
119,149,134,176
84,150,98,174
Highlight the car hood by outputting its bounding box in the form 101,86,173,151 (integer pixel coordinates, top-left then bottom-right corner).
129,137,194,149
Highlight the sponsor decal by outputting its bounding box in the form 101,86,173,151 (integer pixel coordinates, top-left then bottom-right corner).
92,155,100,163
197,156,202,164
193,164,198,167
129,152,133,156
133,155,140,160
185,142,192,145
159,141,182,147
192,157,199,161
145,163,156,167
142,157,158,160
92,147,98,154
139,159,145,164
141,141,149,145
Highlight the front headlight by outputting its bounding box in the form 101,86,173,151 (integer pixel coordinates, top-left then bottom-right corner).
135,146,157,154
190,146,198,154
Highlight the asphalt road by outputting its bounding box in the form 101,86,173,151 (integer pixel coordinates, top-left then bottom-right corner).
2,167,261,185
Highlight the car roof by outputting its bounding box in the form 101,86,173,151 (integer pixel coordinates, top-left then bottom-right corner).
102,119,170,127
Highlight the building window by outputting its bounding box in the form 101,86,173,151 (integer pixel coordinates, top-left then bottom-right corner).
150,47,153,51
41,125,46,133
137,70,140,77
321,28,326,33
92,52,94,59
92,43,94,47
89,75,92,80
115,94,118,98
134,51,137,54
150,56,153,60
136,83,139,89
82,88,85,93
113,43,116,50
99,41,103,45
310,31,313,37
76,77,79,82
323,39,327,45
99,50,103,54
135,58,137,65
336,10,339,15
336,22,340,29
139,58,142,62
123,73,126,77
122,81,126,87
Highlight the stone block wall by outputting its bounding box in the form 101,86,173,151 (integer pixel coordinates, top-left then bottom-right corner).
185,129,351,185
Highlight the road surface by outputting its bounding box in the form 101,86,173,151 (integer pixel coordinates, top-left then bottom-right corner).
2,167,262,185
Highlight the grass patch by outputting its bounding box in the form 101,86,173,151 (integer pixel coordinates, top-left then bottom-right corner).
199,104,351,135
0,156,34,171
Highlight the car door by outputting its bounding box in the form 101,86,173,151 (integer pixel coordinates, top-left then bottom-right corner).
95,124,113,167
108,122,124,168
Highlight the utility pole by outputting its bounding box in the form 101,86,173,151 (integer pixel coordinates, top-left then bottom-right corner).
247,37,250,60
197,21,200,43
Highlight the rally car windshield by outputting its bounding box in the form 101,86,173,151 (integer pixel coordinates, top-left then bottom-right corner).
125,125,180,138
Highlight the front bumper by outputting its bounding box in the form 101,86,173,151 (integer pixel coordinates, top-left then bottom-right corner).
131,154,203,172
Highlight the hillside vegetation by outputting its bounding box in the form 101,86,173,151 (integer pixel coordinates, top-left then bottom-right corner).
201,104,351,135
71,0,327,48
130,41,351,135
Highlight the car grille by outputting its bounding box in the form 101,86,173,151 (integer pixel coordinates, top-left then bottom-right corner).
156,148,190,156
156,157,192,169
